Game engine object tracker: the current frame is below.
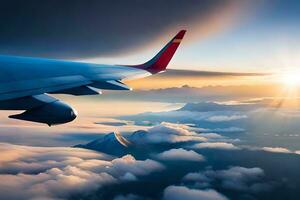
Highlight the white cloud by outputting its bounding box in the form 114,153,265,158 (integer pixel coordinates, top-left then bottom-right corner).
212,166,265,191
206,115,247,122
0,143,164,200
257,146,300,155
130,122,207,144
192,142,239,150
163,186,228,200
183,166,272,193
294,150,300,154
109,155,164,176
261,147,291,153
212,127,245,132
156,148,205,161
198,133,223,139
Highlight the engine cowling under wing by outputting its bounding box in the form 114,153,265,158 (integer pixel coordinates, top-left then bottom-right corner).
4,94,77,126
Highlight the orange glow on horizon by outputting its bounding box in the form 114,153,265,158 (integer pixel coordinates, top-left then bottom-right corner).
125,75,271,90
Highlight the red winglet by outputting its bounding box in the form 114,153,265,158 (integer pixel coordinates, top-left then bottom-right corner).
130,30,186,74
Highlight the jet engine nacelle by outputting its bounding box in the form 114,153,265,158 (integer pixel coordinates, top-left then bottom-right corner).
9,101,77,126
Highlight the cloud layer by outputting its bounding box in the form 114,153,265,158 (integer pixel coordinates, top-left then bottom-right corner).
129,122,207,144
0,143,163,200
183,166,273,193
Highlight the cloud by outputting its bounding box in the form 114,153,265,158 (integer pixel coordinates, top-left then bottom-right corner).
75,122,213,156
0,0,252,58
294,151,300,154
129,122,207,144
192,142,239,150
95,121,129,127
258,147,300,155
0,143,164,200
261,147,292,154
211,166,266,191
198,133,224,139
109,155,164,176
157,69,268,78
120,172,138,182
111,86,283,103
179,102,257,112
156,148,205,161
183,166,273,193
211,127,245,132
122,103,249,134
163,186,228,200
206,115,247,122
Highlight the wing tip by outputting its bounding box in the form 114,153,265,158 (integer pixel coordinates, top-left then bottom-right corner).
176,30,187,39
128,30,187,74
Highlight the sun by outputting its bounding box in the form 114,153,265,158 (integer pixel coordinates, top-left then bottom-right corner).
280,69,300,88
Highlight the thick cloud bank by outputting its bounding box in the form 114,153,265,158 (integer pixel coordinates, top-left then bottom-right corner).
183,166,273,193
0,143,163,200
129,122,207,144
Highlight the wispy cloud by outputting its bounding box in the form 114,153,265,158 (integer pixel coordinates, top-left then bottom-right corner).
192,142,239,150
163,186,229,200
156,148,205,162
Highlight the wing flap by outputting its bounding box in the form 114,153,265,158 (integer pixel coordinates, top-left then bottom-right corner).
0,75,92,101
0,94,58,110
49,85,100,96
90,80,131,90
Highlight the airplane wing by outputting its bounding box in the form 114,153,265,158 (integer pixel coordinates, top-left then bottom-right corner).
0,30,186,125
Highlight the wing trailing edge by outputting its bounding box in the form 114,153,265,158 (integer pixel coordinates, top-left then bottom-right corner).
50,85,100,96
90,80,132,90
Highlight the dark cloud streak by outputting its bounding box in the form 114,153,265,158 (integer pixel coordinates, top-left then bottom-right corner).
0,0,250,58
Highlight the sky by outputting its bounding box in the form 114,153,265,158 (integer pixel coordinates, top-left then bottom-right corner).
1,1,300,200
1,0,300,74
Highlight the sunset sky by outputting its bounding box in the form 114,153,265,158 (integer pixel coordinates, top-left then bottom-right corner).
80,0,300,74
1,1,300,200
